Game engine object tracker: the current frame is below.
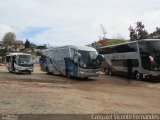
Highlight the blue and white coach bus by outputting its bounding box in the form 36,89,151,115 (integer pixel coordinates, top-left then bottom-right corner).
99,39,160,80
40,45,104,79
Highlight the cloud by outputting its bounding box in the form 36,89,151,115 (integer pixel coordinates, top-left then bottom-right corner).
0,24,13,40
0,0,160,45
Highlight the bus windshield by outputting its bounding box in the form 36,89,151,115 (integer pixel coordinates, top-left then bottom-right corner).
139,41,160,71
147,41,160,53
18,55,33,67
78,50,98,69
147,41,160,70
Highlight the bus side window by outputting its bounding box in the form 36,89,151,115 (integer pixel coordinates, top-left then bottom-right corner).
138,41,147,53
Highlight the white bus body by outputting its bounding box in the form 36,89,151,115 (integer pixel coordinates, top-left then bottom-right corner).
6,53,33,74
40,45,104,78
99,39,160,80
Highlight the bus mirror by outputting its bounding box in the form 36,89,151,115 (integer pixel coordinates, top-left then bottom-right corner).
97,54,105,62
74,53,81,63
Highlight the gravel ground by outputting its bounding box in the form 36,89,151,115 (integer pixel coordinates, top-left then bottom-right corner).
0,65,160,114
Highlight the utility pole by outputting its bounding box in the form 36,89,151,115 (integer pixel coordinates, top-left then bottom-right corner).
100,24,107,39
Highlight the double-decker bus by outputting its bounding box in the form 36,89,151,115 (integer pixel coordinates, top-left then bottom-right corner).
99,39,160,80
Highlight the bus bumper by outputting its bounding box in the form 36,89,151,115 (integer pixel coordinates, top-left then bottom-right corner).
79,68,99,77
144,71,160,81
15,67,33,73
14,64,33,73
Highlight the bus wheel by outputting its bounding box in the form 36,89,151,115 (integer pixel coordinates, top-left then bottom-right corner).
28,71,31,75
134,71,142,80
66,70,72,79
46,68,51,75
108,69,113,76
105,68,108,75
84,77,88,80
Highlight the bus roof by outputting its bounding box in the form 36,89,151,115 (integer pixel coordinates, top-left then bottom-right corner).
50,45,97,52
7,53,31,56
75,46,96,51
100,39,160,48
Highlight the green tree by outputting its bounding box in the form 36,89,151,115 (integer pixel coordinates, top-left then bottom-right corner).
2,32,16,46
129,22,148,41
25,39,31,48
129,26,137,41
107,39,126,45
136,22,148,40
36,51,42,56
149,27,160,39
0,49,6,57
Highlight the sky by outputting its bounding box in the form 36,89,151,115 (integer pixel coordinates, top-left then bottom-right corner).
0,0,160,46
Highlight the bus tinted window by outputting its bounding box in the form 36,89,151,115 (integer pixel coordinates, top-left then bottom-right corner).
112,59,139,67
147,41,160,53
99,47,113,54
99,42,138,54
138,41,147,53
117,43,137,53
128,43,138,52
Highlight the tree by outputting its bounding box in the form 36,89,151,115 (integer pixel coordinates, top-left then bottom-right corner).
129,26,137,41
2,32,16,46
98,38,108,47
129,22,148,41
149,27,160,39
136,22,148,40
107,39,126,45
0,49,6,57
25,39,31,48
36,51,42,56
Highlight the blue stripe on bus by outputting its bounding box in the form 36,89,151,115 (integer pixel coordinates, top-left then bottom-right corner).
64,58,78,76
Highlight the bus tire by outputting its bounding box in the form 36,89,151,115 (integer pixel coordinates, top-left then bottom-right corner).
134,71,142,80
28,71,31,75
105,68,108,75
46,67,51,75
84,77,88,80
66,70,72,79
108,68,113,76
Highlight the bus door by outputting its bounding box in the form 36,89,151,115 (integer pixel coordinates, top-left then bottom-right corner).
138,41,151,70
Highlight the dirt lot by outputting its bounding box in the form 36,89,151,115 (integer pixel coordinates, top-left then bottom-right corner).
0,64,160,114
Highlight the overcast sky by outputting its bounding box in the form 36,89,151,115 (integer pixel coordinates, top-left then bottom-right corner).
0,0,160,46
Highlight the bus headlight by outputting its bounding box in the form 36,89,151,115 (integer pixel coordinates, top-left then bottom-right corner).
80,62,86,68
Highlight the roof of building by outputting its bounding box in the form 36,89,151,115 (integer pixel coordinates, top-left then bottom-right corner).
0,44,4,46
14,40,23,45
0,41,3,44
7,52,31,56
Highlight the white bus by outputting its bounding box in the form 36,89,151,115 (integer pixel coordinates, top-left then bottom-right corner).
6,53,34,74
40,45,104,79
99,39,160,80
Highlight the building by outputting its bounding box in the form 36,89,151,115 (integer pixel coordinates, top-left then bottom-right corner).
0,44,5,50
7,40,25,52
34,44,47,52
